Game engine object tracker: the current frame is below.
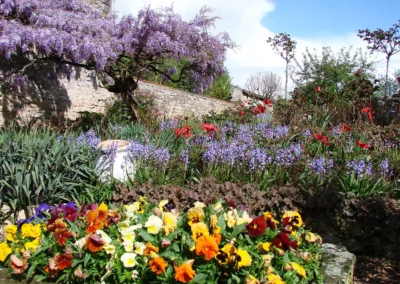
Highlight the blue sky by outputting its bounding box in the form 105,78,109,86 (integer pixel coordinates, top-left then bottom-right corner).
264,0,400,38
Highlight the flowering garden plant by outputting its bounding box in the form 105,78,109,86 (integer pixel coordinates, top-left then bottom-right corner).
0,198,323,283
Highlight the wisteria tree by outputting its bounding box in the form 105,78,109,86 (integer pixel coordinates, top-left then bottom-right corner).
0,0,235,119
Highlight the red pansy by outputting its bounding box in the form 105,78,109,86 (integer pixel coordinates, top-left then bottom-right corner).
246,216,267,237
271,232,298,251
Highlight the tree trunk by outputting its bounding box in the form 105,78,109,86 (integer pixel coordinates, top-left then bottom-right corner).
385,57,390,98
121,91,141,122
285,62,289,101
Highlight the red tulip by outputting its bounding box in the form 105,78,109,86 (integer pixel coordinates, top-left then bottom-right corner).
263,99,273,107
314,134,331,146
341,123,352,132
239,111,245,117
254,105,266,114
202,123,218,137
356,140,372,149
316,86,321,92
360,107,373,121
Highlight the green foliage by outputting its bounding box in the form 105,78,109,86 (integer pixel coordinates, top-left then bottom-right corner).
0,127,100,222
203,70,233,101
291,47,377,123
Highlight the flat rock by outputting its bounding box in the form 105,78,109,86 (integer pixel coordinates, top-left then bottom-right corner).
320,243,356,284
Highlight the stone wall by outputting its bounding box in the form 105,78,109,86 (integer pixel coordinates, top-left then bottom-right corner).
85,0,112,15
0,65,115,126
137,81,237,119
0,72,238,126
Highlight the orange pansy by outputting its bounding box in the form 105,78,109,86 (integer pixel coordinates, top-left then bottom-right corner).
174,262,196,283
85,203,108,233
149,256,168,275
195,235,219,260
144,242,159,257
86,234,104,252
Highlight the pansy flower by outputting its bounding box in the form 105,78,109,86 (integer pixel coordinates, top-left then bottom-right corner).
174,261,196,283
85,203,108,233
187,207,205,226
271,232,298,251
9,255,28,274
0,242,11,262
195,235,219,260
86,233,105,252
246,216,267,237
216,243,237,265
282,210,304,231
149,256,168,275
47,219,72,246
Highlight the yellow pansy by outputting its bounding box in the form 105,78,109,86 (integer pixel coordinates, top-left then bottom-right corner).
224,209,238,228
246,274,260,284
158,200,169,211
262,254,274,267
187,207,205,226
257,242,272,253
191,222,209,240
236,211,252,226
291,262,306,278
267,273,285,284
6,225,17,242
209,214,218,228
215,243,237,265
163,212,178,235
282,210,304,230
236,248,252,269
21,223,42,239
24,238,39,252
0,242,11,262
305,232,322,244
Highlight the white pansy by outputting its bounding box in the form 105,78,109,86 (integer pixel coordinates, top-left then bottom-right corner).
120,253,137,268
145,215,163,234
123,240,134,252
134,242,146,255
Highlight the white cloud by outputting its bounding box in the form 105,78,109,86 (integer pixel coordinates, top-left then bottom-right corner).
113,0,400,90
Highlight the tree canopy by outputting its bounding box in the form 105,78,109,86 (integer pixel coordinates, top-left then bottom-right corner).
0,0,235,118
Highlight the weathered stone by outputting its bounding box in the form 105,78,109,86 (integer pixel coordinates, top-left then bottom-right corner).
320,243,356,284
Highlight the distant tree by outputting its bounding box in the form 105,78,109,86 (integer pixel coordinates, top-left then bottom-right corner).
267,33,297,100
291,47,378,122
244,71,282,98
0,1,235,120
358,20,400,98
204,69,233,101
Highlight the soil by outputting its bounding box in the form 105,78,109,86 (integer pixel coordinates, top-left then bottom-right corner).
354,256,400,283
